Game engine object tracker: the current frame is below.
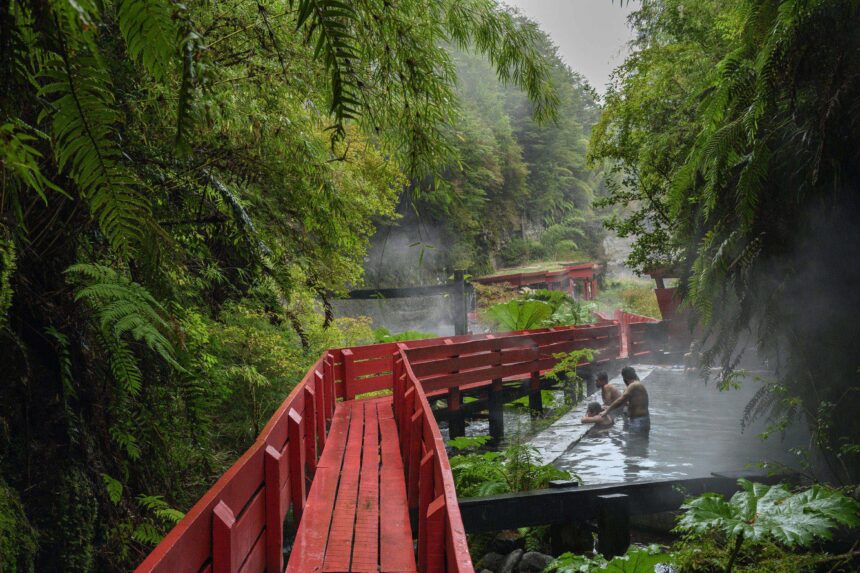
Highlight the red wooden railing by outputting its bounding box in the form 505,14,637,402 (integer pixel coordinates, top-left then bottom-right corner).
136,315,662,573
134,354,335,573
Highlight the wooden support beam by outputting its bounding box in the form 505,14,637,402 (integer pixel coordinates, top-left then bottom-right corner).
488,378,504,443
447,387,465,438
597,494,630,558
528,371,543,413
458,472,793,533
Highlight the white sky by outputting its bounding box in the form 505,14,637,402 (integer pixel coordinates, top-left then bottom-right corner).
503,0,640,94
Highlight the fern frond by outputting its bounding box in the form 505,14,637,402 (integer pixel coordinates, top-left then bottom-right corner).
66,264,179,370
291,0,362,140
115,0,177,79
38,47,150,254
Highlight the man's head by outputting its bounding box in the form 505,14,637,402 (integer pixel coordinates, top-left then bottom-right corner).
586,402,602,416
621,366,639,385
595,371,609,387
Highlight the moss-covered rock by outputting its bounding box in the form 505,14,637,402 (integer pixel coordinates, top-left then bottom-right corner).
0,477,37,573
41,467,98,573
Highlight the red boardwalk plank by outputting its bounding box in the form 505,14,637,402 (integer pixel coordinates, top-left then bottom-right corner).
350,402,380,572
322,402,365,571
378,401,418,573
286,405,351,573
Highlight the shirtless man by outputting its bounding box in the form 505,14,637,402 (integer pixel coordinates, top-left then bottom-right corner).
601,366,650,433
595,371,622,407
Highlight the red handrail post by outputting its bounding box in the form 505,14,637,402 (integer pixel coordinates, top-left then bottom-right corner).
323,354,335,421
417,449,435,570
400,386,415,460
314,370,326,448
424,496,447,573
342,348,355,400
288,409,306,521
264,446,284,573
212,501,238,573
407,409,423,508
304,385,317,473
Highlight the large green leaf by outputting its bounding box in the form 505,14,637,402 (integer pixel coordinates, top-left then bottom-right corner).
486,299,553,331
679,479,860,548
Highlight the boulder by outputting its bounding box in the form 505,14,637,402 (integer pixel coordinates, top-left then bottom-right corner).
518,551,555,572
477,552,505,572
489,530,525,554
498,549,523,573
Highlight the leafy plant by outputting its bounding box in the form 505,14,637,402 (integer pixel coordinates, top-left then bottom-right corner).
486,299,554,331
547,545,672,573
676,479,860,573
449,442,573,497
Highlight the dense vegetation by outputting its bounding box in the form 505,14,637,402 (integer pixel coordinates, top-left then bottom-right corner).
591,0,860,482
0,0,560,570
364,24,606,286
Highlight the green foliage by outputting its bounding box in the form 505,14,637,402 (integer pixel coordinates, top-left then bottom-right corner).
372,327,436,343
382,22,604,281
594,281,661,319
677,479,860,572
593,0,860,481
133,495,185,546
447,435,492,451
449,442,573,497
548,545,672,573
546,348,596,404
68,264,178,371
1,0,563,566
486,299,554,331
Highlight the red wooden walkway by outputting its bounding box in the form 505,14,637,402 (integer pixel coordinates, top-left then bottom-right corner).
134,313,661,573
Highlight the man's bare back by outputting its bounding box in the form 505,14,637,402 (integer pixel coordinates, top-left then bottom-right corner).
622,381,649,419
601,383,622,407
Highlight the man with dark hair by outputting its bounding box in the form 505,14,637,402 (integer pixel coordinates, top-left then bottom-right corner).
602,366,650,433
595,371,622,407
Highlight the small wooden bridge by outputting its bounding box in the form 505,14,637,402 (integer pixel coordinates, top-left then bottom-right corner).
135,314,662,573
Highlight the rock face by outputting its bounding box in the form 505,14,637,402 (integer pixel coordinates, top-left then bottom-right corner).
498,549,523,573
518,551,555,572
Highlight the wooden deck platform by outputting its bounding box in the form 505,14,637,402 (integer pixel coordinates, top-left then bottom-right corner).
288,398,416,573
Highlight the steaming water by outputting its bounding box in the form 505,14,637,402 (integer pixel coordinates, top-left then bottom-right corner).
331,298,457,336
550,366,808,484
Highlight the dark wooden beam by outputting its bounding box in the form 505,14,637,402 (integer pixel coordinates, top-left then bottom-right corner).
341,282,473,300
458,472,793,533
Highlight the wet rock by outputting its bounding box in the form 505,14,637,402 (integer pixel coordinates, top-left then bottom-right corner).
477,552,505,572
498,549,523,573
489,530,526,554
518,551,555,572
